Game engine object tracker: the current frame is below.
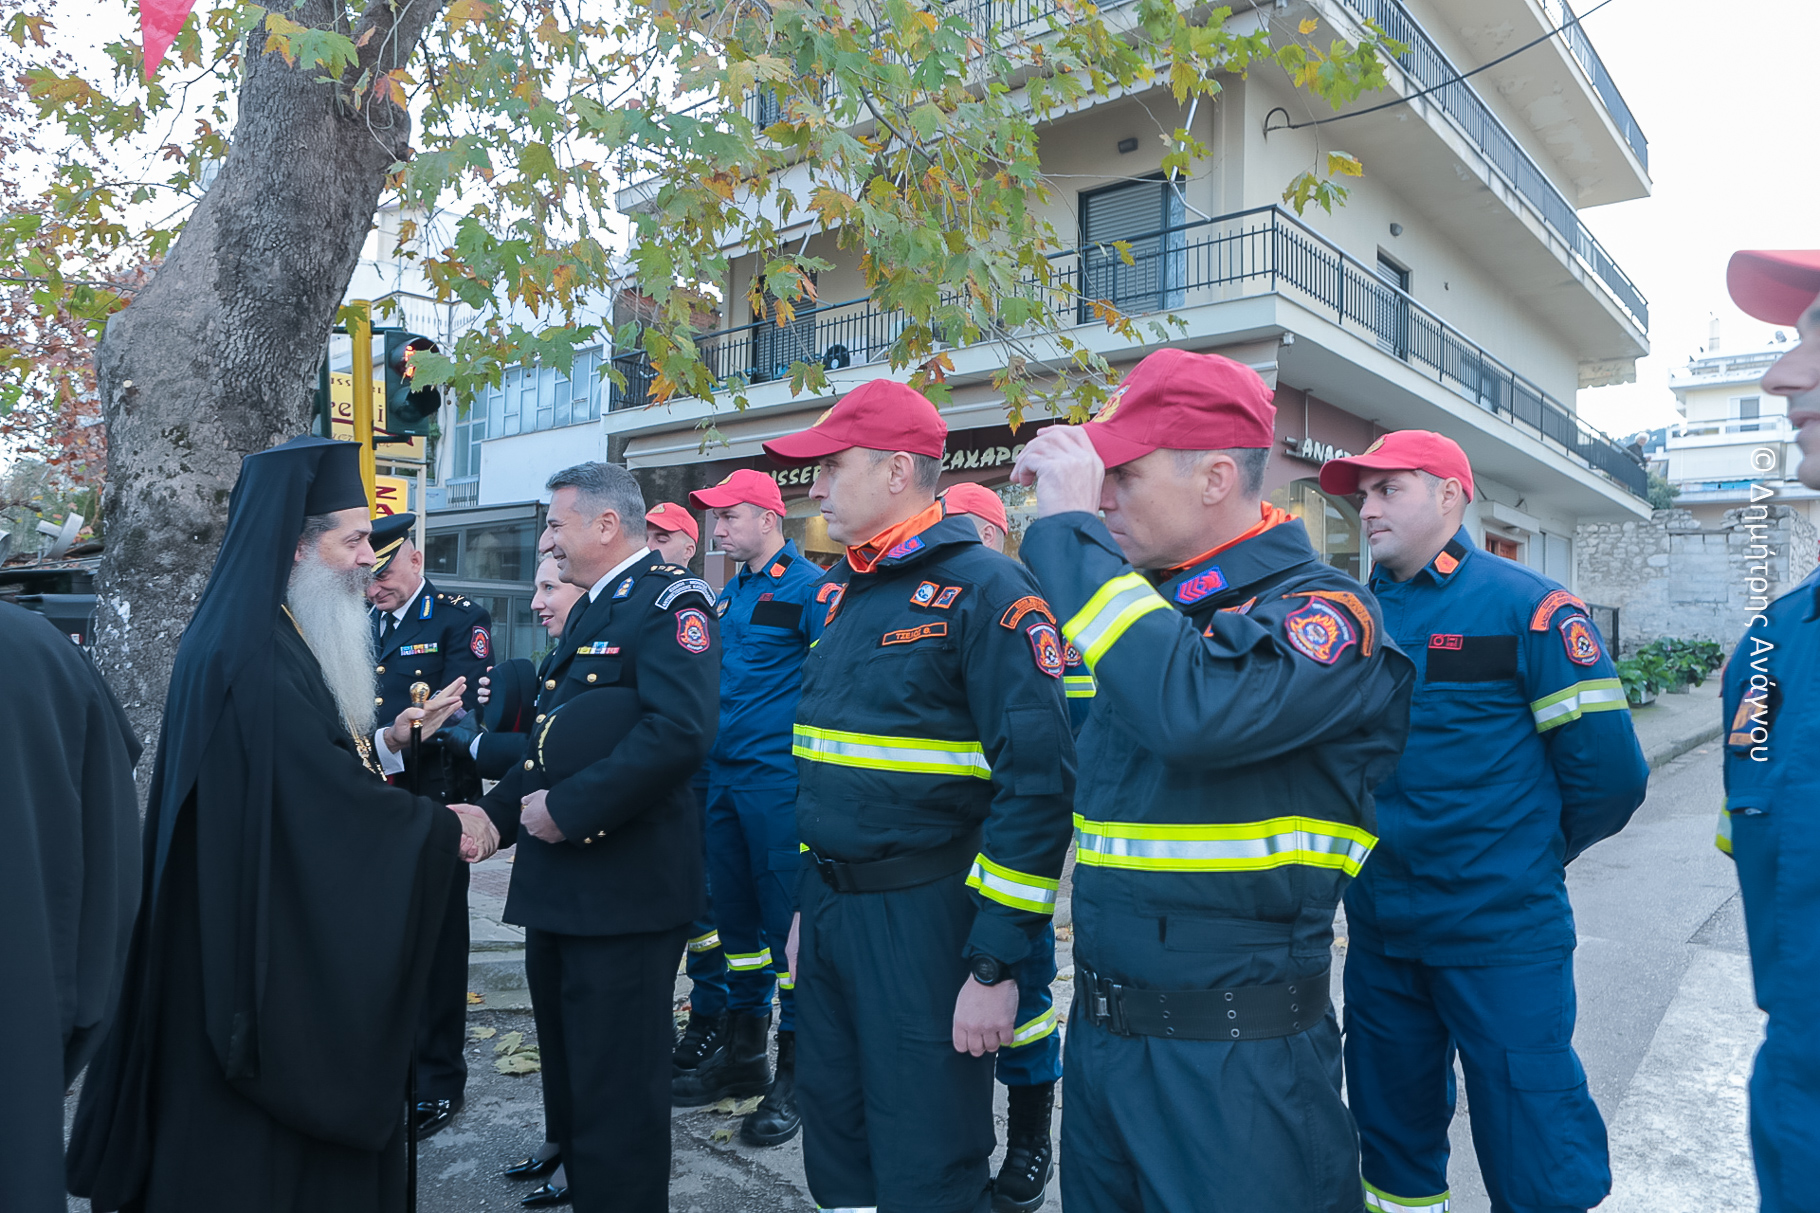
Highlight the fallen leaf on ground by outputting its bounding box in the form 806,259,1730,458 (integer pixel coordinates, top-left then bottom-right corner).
467,991,485,1005
709,1127,736,1144
496,1052,542,1075
494,1031,526,1054
469,1026,498,1040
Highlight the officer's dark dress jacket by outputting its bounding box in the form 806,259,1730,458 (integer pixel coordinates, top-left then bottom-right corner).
1020,507,1415,993
372,577,491,797
480,552,719,936
794,509,1076,966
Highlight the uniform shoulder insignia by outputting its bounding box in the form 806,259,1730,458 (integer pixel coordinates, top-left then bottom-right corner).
1282,591,1374,657
656,577,715,610
1174,566,1227,605
1529,588,1588,631
1025,621,1064,679
675,608,713,653
649,563,691,576
470,625,491,660
1558,615,1602,666
1282,597,1359,665
999,595,1057,630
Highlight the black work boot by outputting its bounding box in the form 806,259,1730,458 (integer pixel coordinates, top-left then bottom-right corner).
672,1009,727,1078
992,1081,1055,1212
672,1010,771,1107
740,1030,801,1146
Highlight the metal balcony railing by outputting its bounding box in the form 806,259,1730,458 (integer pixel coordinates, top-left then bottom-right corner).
607,205,1649,500
1333,0,1648,331
1540,0,1649,170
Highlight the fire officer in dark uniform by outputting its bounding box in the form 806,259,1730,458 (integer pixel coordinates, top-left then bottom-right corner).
769,381,1076,1213
480,462,719,1213
1716,248,1820,1213
943,481,1065,1213
671,470,823,1148
1012,348,1416,1213
365,511,492,1140
1319,432,1646,1213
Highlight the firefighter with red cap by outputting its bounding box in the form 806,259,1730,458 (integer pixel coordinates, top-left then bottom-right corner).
1011,347,1415,1213
1318,430,1647,1213
669,469,823,1149
645,501,700,566
1717,249,1820,1213
942,481,1065,1211
769,380,1075,1213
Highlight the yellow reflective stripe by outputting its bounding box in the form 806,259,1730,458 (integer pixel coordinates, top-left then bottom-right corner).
1007,1005,1058,1048
1363,1180,1450,1212
725,948,773,971
686,930,721,953
793,725,991,778
1063,674,1097,699
1716,806,1734,856
1530,678,1626,732
778,973,795,990
965,854,1060,915
1062,572,1172,669
1073,813,1377,877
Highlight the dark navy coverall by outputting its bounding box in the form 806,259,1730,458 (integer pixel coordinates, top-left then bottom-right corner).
706,538,823,1031
1343,530,1648,1213
1020,507,1414,1213
793,510,1075,1213
1720,566,1820,1213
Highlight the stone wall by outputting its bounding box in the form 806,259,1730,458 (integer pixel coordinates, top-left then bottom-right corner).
1575,505,1818,652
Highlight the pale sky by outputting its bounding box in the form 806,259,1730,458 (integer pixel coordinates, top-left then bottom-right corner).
1571,0,1819,438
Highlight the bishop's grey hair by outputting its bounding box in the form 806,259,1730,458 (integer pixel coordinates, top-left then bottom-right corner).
547,461,646,526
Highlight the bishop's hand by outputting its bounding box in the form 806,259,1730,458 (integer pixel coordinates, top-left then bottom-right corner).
448,803,499,863
385,677,468,752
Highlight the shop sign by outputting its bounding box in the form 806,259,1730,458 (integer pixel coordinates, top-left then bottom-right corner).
1283,434,1353,464
761,439,1032,488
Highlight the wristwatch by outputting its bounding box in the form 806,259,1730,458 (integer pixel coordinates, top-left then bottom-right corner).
969,953,1010,986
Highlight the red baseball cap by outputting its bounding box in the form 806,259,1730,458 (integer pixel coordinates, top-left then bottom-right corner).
1728,250,1820,326
1318,430,1475,502
689,468,787,515
942,482,1009,533
1081,348,1275,468
761,379,946,465
643,501,699,542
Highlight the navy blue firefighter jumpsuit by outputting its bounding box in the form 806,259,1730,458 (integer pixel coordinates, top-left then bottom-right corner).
1020,505,1415,1213
1719,566,1820,1213
706,539,824,1030
1343,529,1648,1213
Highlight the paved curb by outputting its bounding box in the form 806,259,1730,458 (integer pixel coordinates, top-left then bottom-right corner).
1644,722,1723,772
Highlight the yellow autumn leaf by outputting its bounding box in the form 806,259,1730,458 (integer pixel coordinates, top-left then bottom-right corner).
1298,18,1319,34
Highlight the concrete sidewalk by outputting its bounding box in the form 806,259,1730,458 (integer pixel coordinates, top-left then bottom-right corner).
1630,677,1723,770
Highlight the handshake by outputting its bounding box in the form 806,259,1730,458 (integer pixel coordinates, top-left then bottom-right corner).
447,804,500,863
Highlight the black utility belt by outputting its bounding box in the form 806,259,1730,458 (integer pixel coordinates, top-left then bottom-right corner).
808,832,979,894
1077,964,1330,1042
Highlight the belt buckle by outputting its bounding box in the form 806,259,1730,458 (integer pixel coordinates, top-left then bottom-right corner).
811,851,851,892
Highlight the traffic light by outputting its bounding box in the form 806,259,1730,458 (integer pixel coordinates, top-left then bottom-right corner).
383,331,440,436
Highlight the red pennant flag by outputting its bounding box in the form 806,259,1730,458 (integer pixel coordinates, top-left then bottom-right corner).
140,0,198,81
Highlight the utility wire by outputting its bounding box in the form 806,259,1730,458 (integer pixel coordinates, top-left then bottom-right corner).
1264,0,1620,134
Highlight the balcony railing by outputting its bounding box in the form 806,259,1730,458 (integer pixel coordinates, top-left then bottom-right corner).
607,204,1648,500
1540,0,1649,170
1334,0,1648,331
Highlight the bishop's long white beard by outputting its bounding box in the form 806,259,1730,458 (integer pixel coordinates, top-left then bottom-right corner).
287,553,378,737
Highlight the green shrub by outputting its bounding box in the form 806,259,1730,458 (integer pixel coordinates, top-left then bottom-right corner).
1617,637,1726,704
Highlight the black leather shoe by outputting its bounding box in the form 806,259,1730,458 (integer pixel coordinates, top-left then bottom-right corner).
412,1097,463,1141
501,1152,561,1180
672,1011,771,1107
520,1181,572,1207
740,1030,801,1147
673,1009,728,1077
992,1081,1055,1212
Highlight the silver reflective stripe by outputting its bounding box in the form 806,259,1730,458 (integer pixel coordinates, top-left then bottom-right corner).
1363,1181,1450,1212
1073,814,1375,877
793,725,992,779
1530,678,1626,732
1008,1005,1058,1047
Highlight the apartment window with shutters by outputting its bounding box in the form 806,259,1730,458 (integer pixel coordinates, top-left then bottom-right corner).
1374,252,1411,361
1078,176,1185,321
1736,395,1761,432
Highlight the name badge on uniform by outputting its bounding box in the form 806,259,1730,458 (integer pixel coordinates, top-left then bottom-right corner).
399,643,439,656
577,642,620,655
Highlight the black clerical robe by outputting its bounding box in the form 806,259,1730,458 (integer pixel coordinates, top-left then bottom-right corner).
68,622,460,1213
0,603,141,1213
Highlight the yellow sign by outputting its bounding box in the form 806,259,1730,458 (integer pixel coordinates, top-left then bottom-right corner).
328,372,427,458
374,475,412,516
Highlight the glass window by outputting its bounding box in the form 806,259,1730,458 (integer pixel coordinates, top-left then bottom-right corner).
783,496,843,567
1268,478,1363,580
465,522,536,583
424,531,459,576
535,365,557,431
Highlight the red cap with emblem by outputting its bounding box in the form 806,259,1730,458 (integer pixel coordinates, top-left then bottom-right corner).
1080,348,1276,469
689,468,787,515
942,482,1009,533
643,501,699,542
1318,430,1475,502
1727,250,1820,326
762,379,947,465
